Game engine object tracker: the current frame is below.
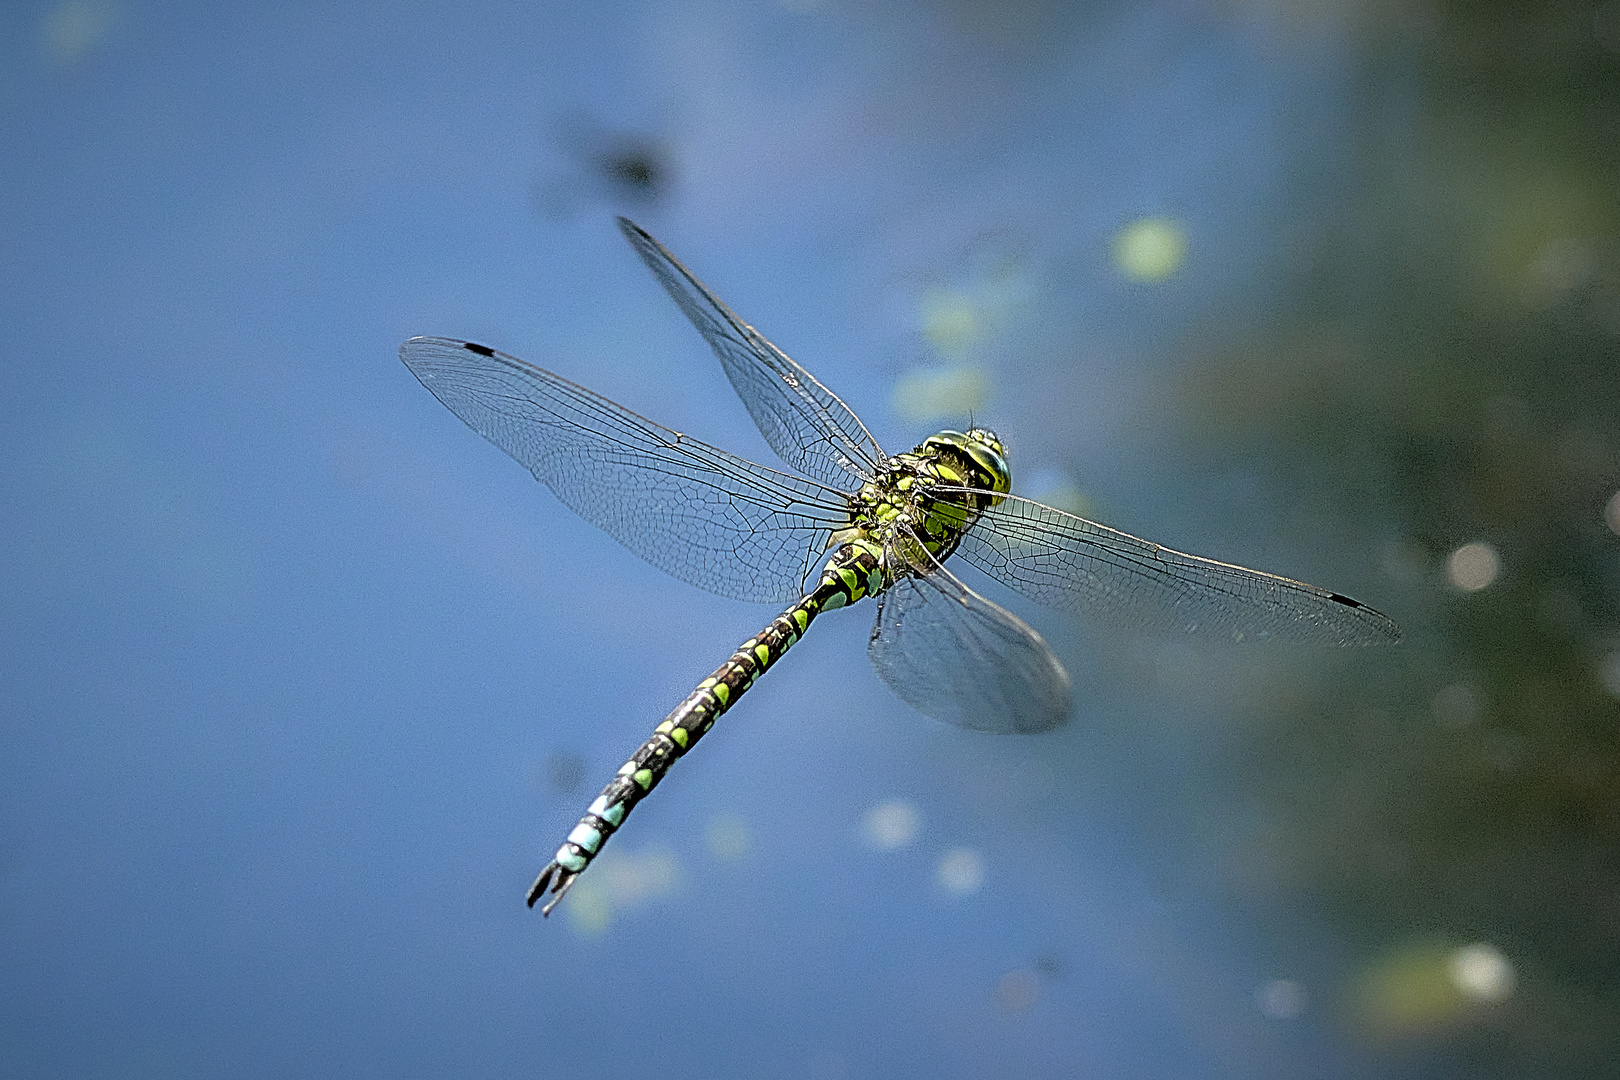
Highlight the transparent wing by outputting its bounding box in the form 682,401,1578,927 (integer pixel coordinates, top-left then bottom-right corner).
868,540,1072,734
618,217,885,490
954,492,1401,646
401,337,852,604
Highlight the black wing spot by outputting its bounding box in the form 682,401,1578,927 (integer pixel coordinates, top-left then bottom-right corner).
464,342,496,357
1328,592,1362,608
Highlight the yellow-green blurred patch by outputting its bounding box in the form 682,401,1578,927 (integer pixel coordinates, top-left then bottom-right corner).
706,813,750,860
920,291,982,359
892,366,990,425
562,846,680,934
1026,481,1091,518
1113,217,1187,282
42,0,116,63
1348,942,1516,1040
913,248,1032,363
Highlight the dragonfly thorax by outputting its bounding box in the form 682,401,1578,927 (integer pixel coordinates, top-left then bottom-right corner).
830,427,1011,585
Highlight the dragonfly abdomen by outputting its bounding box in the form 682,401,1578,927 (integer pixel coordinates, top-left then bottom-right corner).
526,542,883,915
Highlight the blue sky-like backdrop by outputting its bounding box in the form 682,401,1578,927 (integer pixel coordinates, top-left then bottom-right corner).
7,1,1555,1077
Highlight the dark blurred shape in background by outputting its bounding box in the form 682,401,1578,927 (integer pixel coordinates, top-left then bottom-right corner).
543,749,587,795
534,111,674,218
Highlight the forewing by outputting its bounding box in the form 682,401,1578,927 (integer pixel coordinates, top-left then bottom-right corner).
618,218,884,490
868,556,1072,734
957,493,1401,646
401,337,850,604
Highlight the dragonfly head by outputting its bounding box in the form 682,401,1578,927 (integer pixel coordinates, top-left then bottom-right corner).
921,428,1011,506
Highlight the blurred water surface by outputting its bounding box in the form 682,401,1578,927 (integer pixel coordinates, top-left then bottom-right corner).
2,1,1618,1077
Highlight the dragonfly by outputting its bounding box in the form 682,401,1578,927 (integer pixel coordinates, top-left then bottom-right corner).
401,218,1400,916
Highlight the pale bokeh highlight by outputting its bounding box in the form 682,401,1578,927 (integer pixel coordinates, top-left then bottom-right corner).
862,799,922,850
1113,217,1187,281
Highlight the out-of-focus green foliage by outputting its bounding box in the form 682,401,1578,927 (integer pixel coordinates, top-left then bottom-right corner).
1160,1,1620,1072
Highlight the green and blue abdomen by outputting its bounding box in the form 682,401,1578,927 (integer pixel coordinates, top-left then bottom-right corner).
527,541,884,912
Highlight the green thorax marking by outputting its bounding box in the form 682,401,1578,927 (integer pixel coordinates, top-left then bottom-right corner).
829,426,1011,583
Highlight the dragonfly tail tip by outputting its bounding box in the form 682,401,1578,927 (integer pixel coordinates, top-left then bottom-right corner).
526,863,556,909
526,861,578,917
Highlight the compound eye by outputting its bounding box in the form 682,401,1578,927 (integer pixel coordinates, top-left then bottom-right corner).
921,430,969,456
965,427,1003,455
965,443,1011,499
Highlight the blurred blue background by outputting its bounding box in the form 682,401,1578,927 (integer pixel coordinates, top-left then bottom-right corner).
4,1,1619,1077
